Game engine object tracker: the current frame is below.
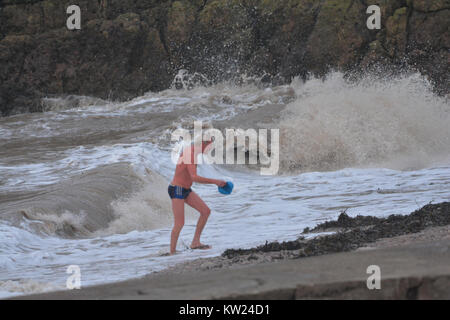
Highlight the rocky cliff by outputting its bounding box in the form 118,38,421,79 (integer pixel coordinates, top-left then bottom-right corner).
0,0,448,116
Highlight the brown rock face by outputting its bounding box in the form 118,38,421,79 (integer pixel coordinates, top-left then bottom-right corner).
0,0,173,116
1,0,449,116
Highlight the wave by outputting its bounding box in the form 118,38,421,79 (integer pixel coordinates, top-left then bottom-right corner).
98,167,196,236
0,279,64,298
41,95,109,112
0,162,194,238
276,72,450,172
1,70,449,240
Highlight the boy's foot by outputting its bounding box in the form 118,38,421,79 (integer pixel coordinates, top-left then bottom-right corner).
190,243,211,250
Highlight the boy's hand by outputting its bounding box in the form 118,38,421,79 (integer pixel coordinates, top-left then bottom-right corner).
216,180,227,187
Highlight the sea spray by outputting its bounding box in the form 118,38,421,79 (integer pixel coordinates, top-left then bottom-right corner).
279,72,450,172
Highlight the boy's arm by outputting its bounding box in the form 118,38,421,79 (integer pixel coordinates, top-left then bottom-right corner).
187,164,226,186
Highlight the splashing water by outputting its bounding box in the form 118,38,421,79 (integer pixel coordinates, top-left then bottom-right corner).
0,71,449,297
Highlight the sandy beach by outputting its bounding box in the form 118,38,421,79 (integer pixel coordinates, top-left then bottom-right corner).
14,202,450,300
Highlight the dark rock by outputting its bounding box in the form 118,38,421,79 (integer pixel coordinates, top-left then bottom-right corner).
1,0,448,116
222,202,450,259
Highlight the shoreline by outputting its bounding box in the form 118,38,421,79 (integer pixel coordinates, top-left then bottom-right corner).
155,202,450,275
11,202,450,299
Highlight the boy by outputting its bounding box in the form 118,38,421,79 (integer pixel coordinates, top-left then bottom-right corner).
168,136,226,255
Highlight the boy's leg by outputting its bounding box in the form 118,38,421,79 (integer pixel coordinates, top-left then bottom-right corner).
170,198,185,254
185,191,211,249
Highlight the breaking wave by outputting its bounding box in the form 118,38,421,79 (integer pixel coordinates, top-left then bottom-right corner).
277,72,450,172
1,163,195,238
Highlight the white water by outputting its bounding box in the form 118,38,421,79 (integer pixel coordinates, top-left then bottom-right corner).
0,72,449,298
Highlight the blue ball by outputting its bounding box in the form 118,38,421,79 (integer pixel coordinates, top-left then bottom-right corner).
218,181,234,195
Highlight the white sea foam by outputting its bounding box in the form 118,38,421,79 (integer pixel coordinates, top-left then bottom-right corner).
279,72,450,172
